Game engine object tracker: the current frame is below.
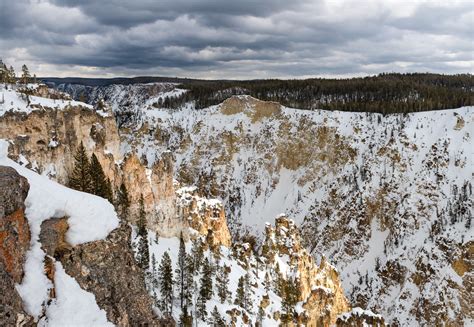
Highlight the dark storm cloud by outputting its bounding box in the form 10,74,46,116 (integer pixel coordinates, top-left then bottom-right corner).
0,0,472,78
49,0,309,27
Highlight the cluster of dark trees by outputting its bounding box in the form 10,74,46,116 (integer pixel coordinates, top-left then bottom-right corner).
140,231,301,326
68,142,133,225
68,142,114,202
170,73,473,114
146,235,231,326
0,59,35,84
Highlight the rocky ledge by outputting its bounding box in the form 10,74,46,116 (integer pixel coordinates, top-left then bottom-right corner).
0,165,34,326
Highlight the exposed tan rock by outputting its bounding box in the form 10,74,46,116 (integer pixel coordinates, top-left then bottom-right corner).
0,105,121,186
262,215,350,326
39,218,71,260
260,294,270,309
121,152,176,230
0,166,31,283
175,186,231,247
221,95,281,123
19,84,71,100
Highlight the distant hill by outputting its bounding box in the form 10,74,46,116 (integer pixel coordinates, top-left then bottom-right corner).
45,73,473,114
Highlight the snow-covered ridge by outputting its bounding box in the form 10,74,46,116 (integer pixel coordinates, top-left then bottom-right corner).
55,82,187,124
0,139,118,323
0,84,92,117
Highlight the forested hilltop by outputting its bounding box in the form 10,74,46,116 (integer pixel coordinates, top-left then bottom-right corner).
44,73,473,114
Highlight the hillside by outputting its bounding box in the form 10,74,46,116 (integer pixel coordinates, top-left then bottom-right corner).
0,84,385,326
49,73,474,114
51,81,473,326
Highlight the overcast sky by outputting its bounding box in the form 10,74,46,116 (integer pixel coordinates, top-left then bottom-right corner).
0,0,472,79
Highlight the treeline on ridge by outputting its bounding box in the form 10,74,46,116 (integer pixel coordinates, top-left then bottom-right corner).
168,73,473,114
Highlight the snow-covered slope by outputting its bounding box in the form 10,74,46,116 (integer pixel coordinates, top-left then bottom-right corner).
0,139,118,325
0,84,92,117
131,214,355,326
51,82,473,325
88,83,472,325
55,82,186,127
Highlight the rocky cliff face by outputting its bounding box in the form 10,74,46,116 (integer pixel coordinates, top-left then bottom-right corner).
0,85,226,245
139,212,372,326
39,218,162,326
0,166,34,326
336,308,385,326
175,185,232,247
11,81,471,325
262,216,350,326
0,97,121,185
0,161,164,326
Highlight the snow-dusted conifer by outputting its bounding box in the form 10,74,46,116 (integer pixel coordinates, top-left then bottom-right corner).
210,306,225,327
216,265,230,304
136,194,149,270
116,183,130,219
175,232,187,310
90,153,112,202
158,251,174,316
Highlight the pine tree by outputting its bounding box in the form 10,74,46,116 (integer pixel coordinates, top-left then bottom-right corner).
210,306,225,327
199,258,213,301
184,254,194,308
90,153,111,201
0,59,7,83
68,142,92,193
197,257,213,322
175,232,187,310
116,183,130,219
21,64,30,84
150,253,159,305
243,273,253,313
151,253,158,285
256,306,265,327
105,178,113,203
158,251,174,316
273,263,285,297
234,276,245,308
179,305,193,327
264,271,271,293
216,265,230,303
8,66,15,84
196,290,207,322
190,238,204,273
281,277,300,325
136,195,150,270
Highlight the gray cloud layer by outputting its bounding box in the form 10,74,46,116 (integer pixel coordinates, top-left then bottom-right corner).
0,0,472,78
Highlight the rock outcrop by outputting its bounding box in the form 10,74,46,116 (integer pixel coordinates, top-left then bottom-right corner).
0,85,225,244
0,166,34,326
121,152,176,227
0,105,121,185
262,215,351,326
175,186,232,247
39,219,162,326
220,95,282,123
